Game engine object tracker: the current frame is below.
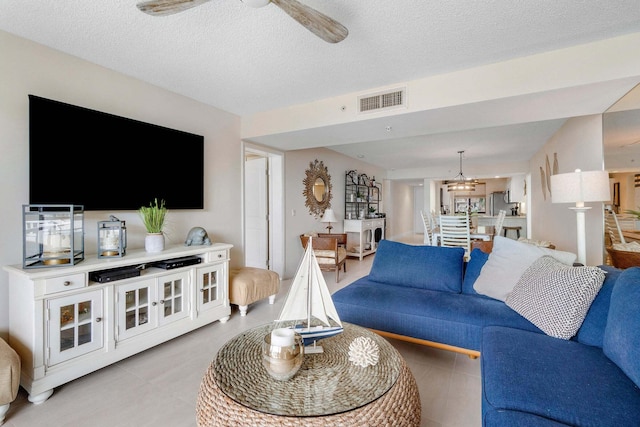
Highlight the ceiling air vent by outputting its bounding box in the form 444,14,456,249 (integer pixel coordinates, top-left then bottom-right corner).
358,88,406,113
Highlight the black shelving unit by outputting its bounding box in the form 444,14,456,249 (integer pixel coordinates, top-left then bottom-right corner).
345,171,381,220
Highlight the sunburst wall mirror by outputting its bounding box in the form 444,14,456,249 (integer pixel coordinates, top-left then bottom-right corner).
303,159,332,217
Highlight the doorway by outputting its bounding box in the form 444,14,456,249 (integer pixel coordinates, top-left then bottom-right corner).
243,143,284,277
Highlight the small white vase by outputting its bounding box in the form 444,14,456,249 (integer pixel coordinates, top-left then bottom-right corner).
145,233,165,253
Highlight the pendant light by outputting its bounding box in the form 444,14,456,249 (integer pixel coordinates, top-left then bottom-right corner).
447,151,477,192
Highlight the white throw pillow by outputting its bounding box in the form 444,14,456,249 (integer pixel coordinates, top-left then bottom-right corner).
505,256,605,339
472,236,576,301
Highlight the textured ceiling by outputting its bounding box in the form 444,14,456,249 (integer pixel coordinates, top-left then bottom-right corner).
2,0,640,174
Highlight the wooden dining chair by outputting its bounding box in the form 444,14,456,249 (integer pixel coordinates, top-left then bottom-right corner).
494,210,507,238
616,214,637,231
438,213,471,259
300,234,347,282
605,210,626,245
420,211,436,245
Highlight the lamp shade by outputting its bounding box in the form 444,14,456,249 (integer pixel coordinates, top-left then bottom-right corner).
321,209,338,223
550,169,610,205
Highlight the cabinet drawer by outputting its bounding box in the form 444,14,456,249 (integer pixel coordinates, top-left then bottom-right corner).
207,250,228,263
45,273,86,294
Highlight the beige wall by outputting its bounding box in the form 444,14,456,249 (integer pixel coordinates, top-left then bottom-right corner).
283,148,385,278
0,31,242,335
528,115,605,265
386,181,415,240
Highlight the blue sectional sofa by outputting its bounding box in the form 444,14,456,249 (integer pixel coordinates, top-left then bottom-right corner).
332,239,640,426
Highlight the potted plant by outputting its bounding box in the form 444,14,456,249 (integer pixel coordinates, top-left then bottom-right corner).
368,206,377,217
139,198,167,252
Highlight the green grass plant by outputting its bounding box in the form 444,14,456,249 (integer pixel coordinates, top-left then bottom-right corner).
139,198,167,234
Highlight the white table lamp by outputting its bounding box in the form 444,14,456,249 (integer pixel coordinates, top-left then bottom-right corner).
321,209,338,233
550,169,610,265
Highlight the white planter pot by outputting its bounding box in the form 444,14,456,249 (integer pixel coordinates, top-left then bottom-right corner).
145,233,165,253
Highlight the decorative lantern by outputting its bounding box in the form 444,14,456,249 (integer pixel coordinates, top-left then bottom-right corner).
97,215,127,258
23,204,84,268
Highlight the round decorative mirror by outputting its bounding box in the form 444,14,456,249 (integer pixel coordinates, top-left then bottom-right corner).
303,159,332,217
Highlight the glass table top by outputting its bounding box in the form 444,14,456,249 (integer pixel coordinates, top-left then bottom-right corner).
213,322,401,417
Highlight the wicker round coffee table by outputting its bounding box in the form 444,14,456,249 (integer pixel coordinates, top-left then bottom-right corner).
196,322,421,426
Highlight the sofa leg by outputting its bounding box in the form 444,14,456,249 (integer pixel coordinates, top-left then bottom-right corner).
238,305,248,316
268,295,275,304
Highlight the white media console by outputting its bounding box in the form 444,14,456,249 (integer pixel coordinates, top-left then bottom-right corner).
4,243,232,403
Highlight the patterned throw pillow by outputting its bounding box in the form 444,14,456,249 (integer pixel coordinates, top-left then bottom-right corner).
505,256,606,340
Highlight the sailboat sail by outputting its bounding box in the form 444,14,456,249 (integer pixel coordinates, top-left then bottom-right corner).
277,237,343,346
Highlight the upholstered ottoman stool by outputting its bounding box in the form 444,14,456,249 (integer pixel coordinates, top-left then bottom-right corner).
0,338,20,425
229,267,280,316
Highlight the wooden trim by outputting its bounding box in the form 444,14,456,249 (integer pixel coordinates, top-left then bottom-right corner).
318,233,347,247
368,328,481,359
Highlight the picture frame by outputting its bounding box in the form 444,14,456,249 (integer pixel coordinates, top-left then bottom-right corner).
613,182,620,208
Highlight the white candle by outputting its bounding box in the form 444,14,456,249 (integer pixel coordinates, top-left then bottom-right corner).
271,328,295,347
47,233,62,251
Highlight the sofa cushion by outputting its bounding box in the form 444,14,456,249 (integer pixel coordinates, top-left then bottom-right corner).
603,267,640,388
368,240,464,292
333,277,541,351
482,326,640,427
473,236,577,301
505,256,605,340
484,410,571,426
575,265,621,347
462,248,489,295
314,247,346,264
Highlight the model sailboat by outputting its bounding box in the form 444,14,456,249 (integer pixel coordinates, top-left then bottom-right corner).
276,236,343,353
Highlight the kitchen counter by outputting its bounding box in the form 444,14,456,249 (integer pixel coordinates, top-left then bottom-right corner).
477,215,527,239
477,215,527,219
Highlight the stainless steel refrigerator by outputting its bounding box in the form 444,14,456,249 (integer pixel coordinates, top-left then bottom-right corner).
489,191,510,216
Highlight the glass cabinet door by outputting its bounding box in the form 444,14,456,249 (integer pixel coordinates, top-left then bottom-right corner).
197,264,224,313
47,289,104,366
158,272,189,326
117,279,157,341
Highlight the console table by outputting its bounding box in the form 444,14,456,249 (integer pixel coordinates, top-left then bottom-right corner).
196,322,420,426
4,243,232,404
344,219,385,260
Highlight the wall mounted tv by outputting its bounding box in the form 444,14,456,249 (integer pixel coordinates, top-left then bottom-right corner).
29,95,204,211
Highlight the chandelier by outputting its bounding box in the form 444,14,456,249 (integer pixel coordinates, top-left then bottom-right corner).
447,151,477,192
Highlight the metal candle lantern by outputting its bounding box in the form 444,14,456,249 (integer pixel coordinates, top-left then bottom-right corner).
22,204,85,268
97,215,127,258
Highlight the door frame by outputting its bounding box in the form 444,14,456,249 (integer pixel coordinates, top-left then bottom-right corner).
242,141,285,277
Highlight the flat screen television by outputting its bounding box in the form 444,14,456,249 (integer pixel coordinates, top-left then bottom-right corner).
29,95,204,210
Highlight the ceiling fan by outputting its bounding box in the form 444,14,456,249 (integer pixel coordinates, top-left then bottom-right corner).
136,0,348,43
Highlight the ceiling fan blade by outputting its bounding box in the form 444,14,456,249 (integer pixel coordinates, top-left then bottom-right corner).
271,0,348,43
137,0,212,16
